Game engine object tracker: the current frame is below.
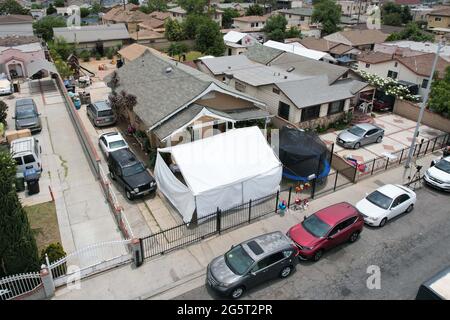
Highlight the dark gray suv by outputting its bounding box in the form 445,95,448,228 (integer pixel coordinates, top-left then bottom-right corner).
14,98,42,133
206,231,299,299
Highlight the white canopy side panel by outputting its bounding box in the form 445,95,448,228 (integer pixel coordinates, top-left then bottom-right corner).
242,165,282,202
195,183,243,219
154,153,196,223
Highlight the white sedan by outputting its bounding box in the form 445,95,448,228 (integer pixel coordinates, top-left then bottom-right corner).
424,156,450,191
356,184,416,227
98,131,129,158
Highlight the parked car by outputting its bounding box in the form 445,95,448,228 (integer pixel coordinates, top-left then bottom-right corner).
13,98,42,133
424,156,450,192
10,136,42,176
0,75,12,95
206,231,299,299
416,266,450,300
107,149,156,200
337,123,384,149
98,131,129,158
86,100,116,127
356,184,416,227
287,202,364,262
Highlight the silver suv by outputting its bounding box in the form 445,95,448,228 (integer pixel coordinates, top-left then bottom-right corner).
206,231,299,299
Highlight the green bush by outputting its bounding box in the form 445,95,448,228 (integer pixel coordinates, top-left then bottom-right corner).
106,48,114,59
0,100,8,126
80,50,90,62
40,242,66,265
95,53,102,60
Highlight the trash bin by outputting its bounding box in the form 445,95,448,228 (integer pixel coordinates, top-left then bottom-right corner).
24,168,40,195
15,172,25,192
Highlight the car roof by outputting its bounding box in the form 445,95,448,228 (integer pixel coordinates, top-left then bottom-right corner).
93,100,111,111
15,98,34,106
315,202,358,226
109,149,138,166
101,132,124,142
241,231,292,261
376,184,408,198
354,123,380,131
10,137,36,156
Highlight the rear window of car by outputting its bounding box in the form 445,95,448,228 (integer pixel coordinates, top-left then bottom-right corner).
98,110,113,117
14,157,23,165
23,154,35,164
109,140,126,149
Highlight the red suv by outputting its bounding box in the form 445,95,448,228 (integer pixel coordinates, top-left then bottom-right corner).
287,202,364,261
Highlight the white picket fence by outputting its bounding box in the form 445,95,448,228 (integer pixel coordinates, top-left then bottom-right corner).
0,272,43,301
48,239,132,287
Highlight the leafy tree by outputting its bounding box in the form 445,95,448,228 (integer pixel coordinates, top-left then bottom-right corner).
167,42,189,60
0,152,40,277
195,19,225,56
40,243,66,265
80,7,90,18
33,16,66,41
245,4,264,16
90,2,102,14
108,90,137,125
285,26,301,39
386,22,434,42
0,0,30,15
48,37,75,60
0,101,7,126
183,14,209,39
54,0,65,8
80,50,91,62
31,4,43,9
140,0,168,13
311,0,341,36
46,4,57,15
165,19,185,41
382,1,412,26
178,0,207,15
222,8,239,28
429,66,450,118
54,57,73,78
263,14,288,41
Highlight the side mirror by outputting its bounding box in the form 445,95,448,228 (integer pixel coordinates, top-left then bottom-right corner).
365,192,369,196
231,244,235,249
250,272,256,276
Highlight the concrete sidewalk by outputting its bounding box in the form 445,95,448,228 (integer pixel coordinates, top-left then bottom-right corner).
53,151,441,300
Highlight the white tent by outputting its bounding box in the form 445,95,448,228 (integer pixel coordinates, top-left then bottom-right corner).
155,126,282,223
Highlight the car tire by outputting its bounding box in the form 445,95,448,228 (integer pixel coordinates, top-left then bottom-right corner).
110,170,116,180
313,249,323,262
354,142,361,149
280,266,293,279
349,231,360,243
379,217,387,227
376,136,383,143
230,286,245,299
406,204,414,213
126,189,133,200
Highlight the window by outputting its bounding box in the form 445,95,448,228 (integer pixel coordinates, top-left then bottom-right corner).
365,63,370,68
278,101,290,120
251,23,255,27
235,81,246,92
328,100,345,115
435,17,442,22
366,129,378,136
422,78,429,89
253,252,284,272
272,87,280,95
14,157,23,166
301,105,321,122
392,194,410,208
300,16,305,21
387,70,398,79
23,154,35,164
394,62,398,67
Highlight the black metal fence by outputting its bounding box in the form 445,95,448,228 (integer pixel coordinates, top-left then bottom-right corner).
357,132,450,181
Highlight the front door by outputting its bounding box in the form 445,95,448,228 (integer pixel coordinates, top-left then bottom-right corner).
388,194,410,219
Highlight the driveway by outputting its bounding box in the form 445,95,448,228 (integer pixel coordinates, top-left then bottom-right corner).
320,113,445,165
173,184,450,300
2,79,122,253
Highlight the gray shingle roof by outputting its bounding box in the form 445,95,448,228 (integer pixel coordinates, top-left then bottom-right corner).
277,77,368,108
279,8,313,16
153,104,203,140
244,43,284,65
106,51,264,130
53,23,131,43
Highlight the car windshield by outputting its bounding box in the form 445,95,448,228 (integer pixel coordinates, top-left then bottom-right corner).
302,214,332,238
435,159,450,174
16,107,36,119
16,99,33,107
224,245,254,275
348,126,366,137
366,190,393,210
98,110,113,117
109,140,126,149
122,163,145,177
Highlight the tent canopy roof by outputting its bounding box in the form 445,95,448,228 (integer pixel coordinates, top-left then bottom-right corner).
159,126,281,195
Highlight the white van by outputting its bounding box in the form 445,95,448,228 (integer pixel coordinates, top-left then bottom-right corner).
10,137,42,176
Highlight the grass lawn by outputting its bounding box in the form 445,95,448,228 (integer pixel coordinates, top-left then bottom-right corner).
174,51,203,62
24,201,61,253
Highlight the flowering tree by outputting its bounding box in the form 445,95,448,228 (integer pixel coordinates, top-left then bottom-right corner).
357,70,419,102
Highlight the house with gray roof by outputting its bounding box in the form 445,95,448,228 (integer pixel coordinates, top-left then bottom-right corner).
0,14,34,37
278,7,315,28
53,23,131,52
105,50,269,146
196,50,370,129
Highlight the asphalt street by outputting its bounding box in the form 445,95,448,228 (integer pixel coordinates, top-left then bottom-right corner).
174,185,450,300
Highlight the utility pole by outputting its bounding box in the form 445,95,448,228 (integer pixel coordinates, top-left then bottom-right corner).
404,40,444,168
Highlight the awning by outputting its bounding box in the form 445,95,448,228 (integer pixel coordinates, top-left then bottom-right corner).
26,59,57,77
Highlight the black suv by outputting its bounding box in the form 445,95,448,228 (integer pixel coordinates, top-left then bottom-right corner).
108,149,156,200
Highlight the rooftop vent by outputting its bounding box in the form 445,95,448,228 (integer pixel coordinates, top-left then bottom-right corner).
287,66,295,72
